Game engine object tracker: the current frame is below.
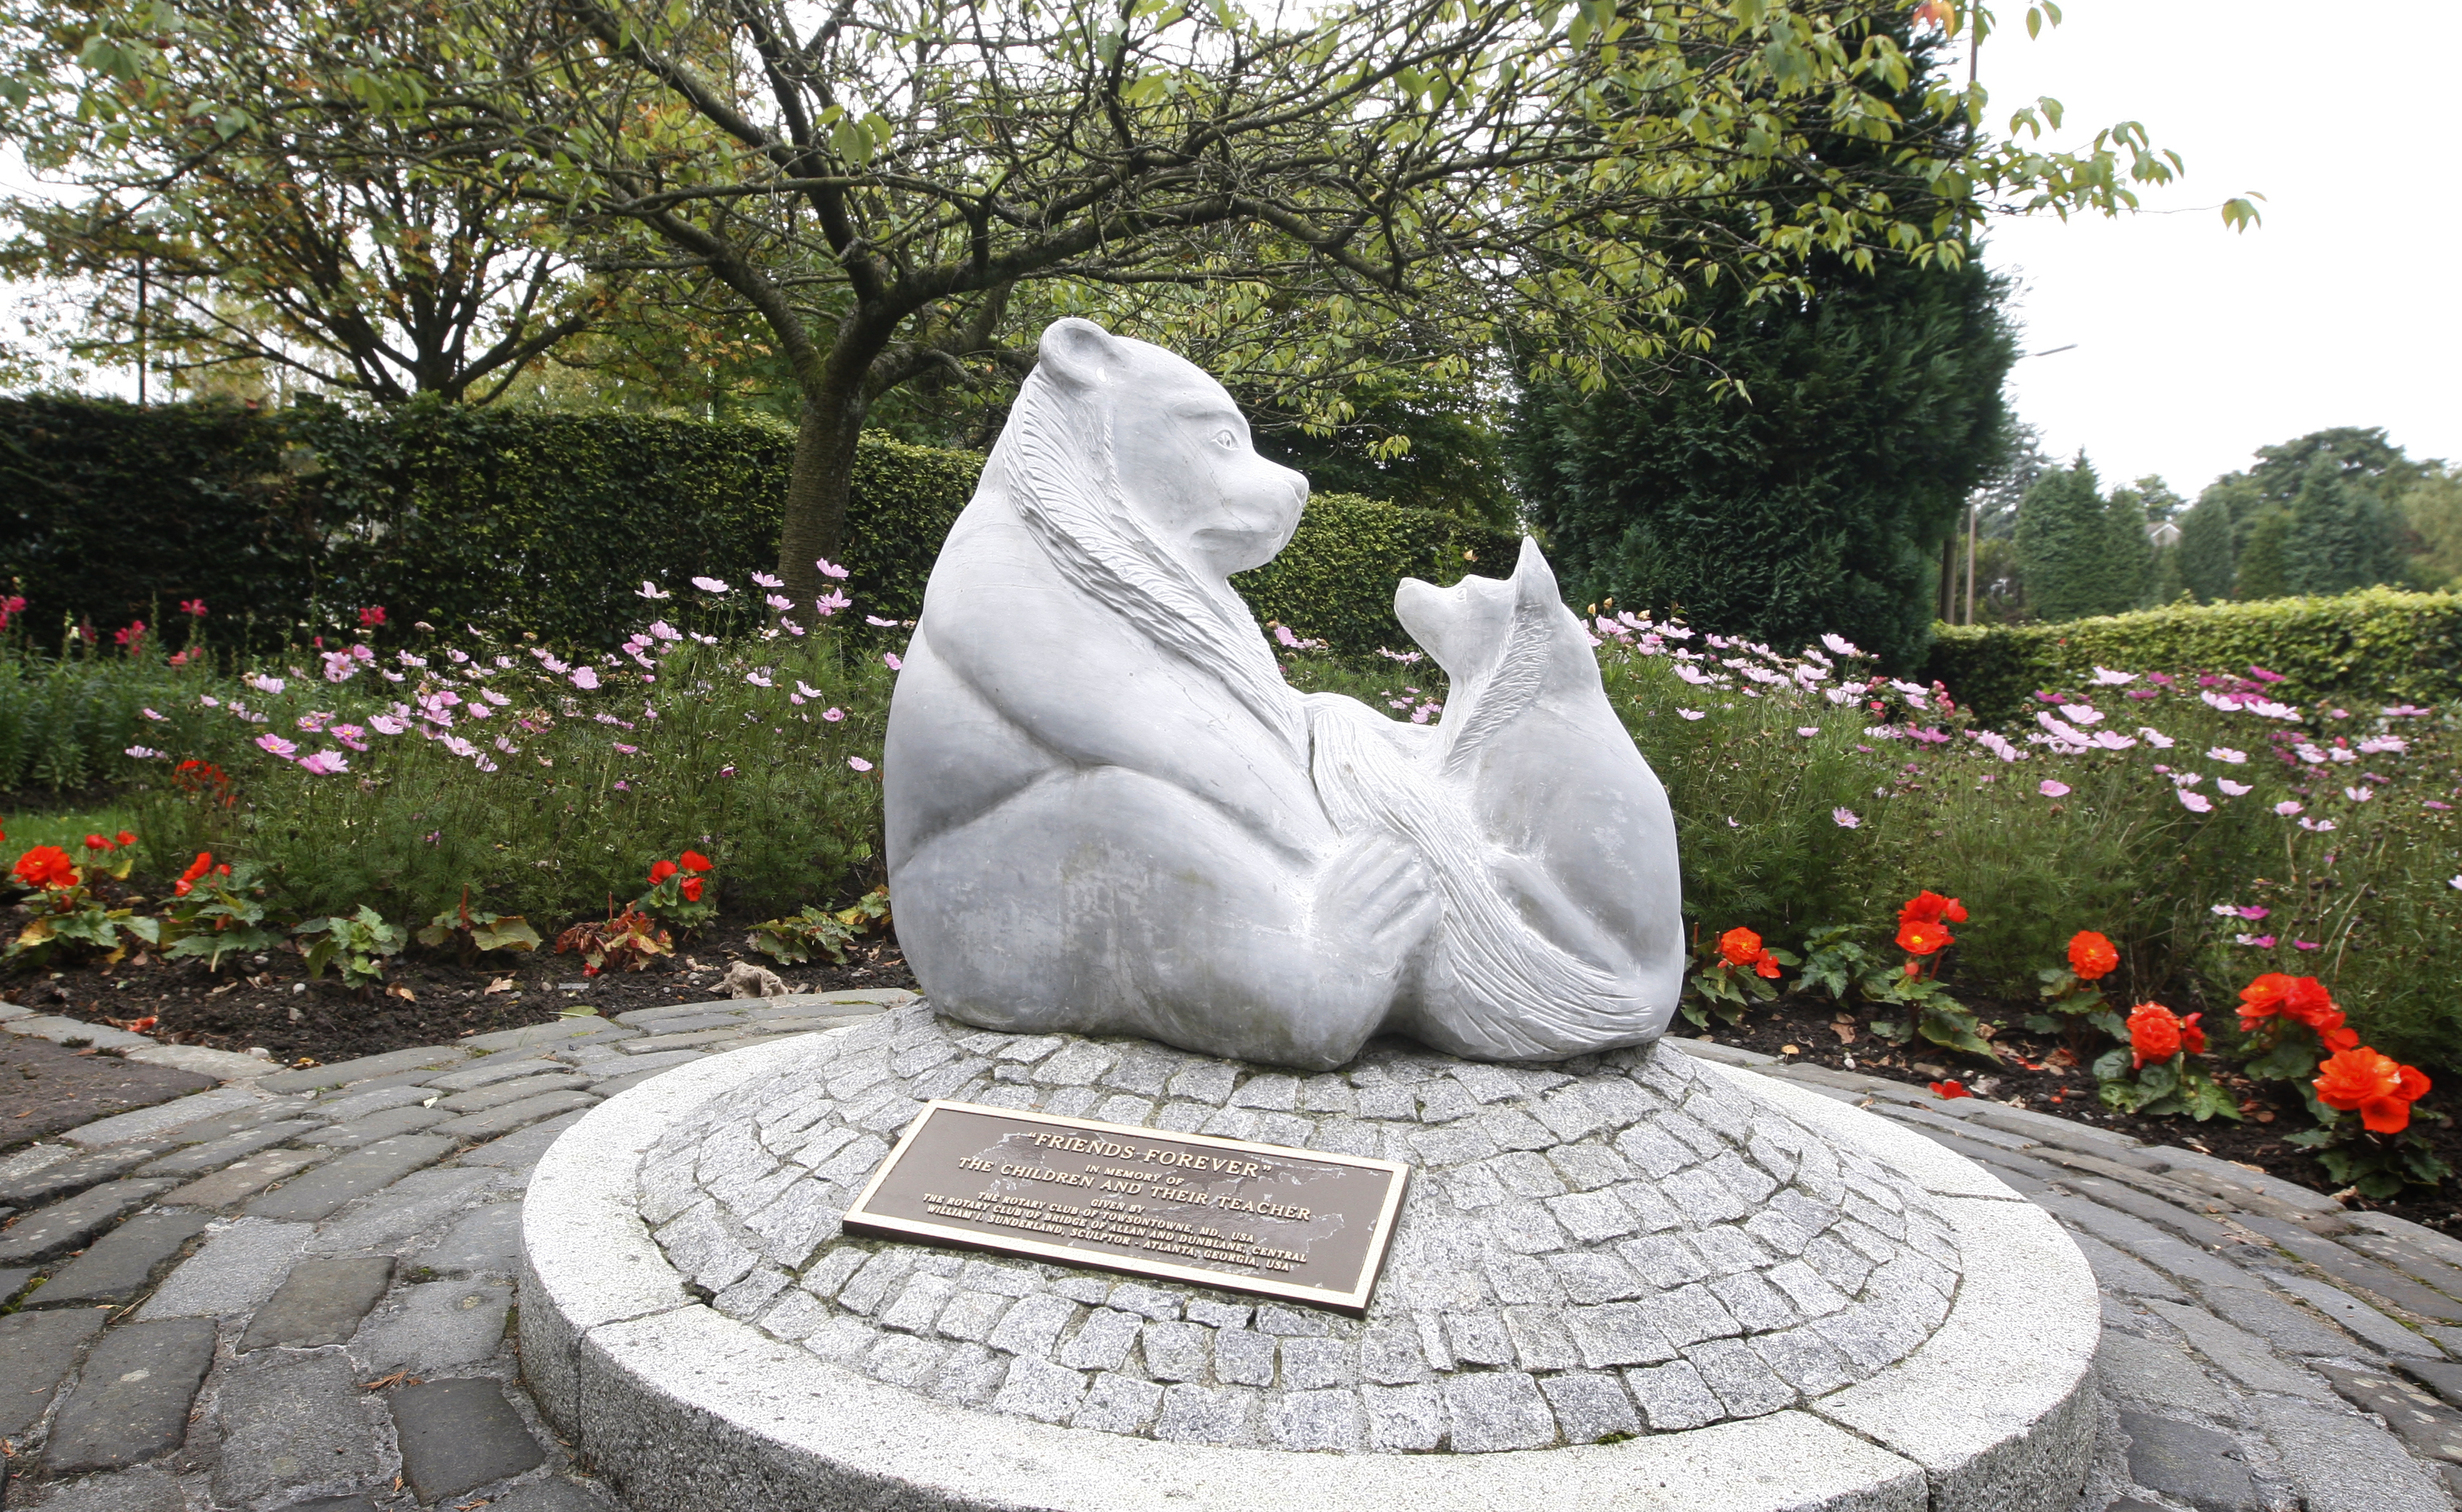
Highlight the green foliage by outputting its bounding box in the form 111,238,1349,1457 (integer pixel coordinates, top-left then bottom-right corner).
159,859,282,970
2014,456,2130,622
1922,587,2462,727
1232,494,1518,655
2284,455,2405,597
2402,471,2462,591
1512,248,2017,672
2092,1047,2239,1122
2175,490,2238,603
745,905,861,967
2103,482,2156,610
413,896,542,965
2235,508,2292,600
295,904,406,987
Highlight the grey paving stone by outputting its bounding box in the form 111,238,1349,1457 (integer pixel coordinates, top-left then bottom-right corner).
305,1167,496,1253
210,1353,381,1508
2146,1299,2334,1399
30,1209,211,1306
2067,1230,2190,1301
419,1201,523,1273
2119,1410,2257,1511
2319,1364,2462,1465
134,1121,316,1177
449,1109,589,1169
2197,1282,2361,1358
1623,1358,1723,1432
240,1256,396,1349
2244,1214,2462,1324
2096,1330,2232,1415
0,1178,176,1264
1537,1369,1642,1444
53,1085,258,1150
0,1263,33,1303
2272,1271,2442,1356
17,1466,188,1512
991,1356,1088,1424
302,1105,452,1148
431,1088,597,1140
422,1054,560,1093
259,1046,469,1093
0,1307,104,1436
388,1377,549,1503
354,1277,516,1372
243,1135,453,1222
439,1073,593,1114
2342,1230,2462,1305
1440,1369,1557,1450
2256,1395,2453,1511
461,1017,641,1051
136,1217,313,1318
0,1143,167,1207
483,1479,619,1512
302,1084,434,1125
1072,1371,1164,1434
1154,1383,1254,1445
45,1317,217,1474
5,1015,148,1049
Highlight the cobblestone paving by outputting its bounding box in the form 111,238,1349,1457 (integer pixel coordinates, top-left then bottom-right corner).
650,1007,1961,1452
2,994,2461,1510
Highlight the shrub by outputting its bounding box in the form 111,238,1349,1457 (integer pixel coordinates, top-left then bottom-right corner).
0,396,1485,662
1923,588,2462,727
1231,493,1520,655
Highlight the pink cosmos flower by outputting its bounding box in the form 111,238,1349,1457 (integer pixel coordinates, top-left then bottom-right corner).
2039,780,2070,797
298,751,348,775
883,652,903,672
1831,807,1860,828
613,742,638,755
1676,709,1705,721
637,581,670,600
125,745,161,759
2299,817,2337,832
752,571,783,588
2344,786,2372,803
815,590,851,617
247,673,287,695
848,756,874,772
2274,800,2302,815
255,734,298,760
2177,790,2214,813
2206,747,2247,764
765,595,791,611
141,707,166,721
1797,727,1820,738
823,707,846,723
867,615,902,629
692,576,730,594
571,668,600,691
2235,934,2277,948
746,672,772,687
816,558,851,580
2217,779,2253,796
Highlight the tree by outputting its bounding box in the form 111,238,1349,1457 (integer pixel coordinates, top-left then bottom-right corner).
2174,489,2237,602
2282,453,2403,595
1509,236,2018,667
2102,481,2156,610
2014,455,2125,623
0,0,612,403
2235,508,2292,600
2400,469,2462,591
23,0,2205,605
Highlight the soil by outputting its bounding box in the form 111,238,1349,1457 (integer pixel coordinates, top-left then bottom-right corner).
1701,993,2462,1235
2,909,918,1069
11,912,2448,1232
1,1035,217,1148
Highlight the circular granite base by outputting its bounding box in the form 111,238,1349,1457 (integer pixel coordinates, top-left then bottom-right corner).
519,1004,2101,1512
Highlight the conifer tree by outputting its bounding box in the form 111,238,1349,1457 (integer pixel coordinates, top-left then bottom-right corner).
2103,484,2156,610
2014,456,2114,622
2175,490,2238,602
2235,509,2293,600
2282,454,2403,595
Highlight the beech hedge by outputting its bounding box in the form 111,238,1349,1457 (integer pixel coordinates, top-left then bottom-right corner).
0,396,1508,655
1923,589,2462,726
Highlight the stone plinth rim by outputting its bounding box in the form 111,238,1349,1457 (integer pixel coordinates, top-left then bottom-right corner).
520,1030,2099,1512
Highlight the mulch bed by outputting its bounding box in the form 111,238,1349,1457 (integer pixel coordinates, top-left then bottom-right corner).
12,917,2450,1232
4,911,917,1067
1701,993,2462,1234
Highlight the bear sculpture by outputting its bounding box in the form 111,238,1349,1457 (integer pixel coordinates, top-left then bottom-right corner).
882,318,1684,1070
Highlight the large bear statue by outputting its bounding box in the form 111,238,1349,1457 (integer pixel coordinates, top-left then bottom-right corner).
882,318,1684,1070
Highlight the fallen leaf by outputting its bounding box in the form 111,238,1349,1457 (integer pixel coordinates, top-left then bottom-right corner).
1828,1023,1856,1044
1779,1043,1800,1056
484,976,515,996
388,985,416,1001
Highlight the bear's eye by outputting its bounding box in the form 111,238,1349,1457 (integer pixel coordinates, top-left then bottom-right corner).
1212,427,1238,450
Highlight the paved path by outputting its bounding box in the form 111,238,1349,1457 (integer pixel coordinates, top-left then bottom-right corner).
1,1001,2458,1512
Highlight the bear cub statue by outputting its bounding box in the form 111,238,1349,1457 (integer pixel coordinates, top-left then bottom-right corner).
883,317,1683,1071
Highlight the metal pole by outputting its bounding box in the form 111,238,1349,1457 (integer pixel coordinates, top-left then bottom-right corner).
1965,500,1977,623
135,255,148,405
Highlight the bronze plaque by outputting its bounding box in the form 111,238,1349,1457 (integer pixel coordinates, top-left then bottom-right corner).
842,1100,1409,1315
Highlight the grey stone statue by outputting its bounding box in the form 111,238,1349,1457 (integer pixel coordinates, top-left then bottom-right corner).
882,318,1683,1070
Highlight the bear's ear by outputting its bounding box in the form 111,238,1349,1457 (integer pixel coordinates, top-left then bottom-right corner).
1035,318,1123,392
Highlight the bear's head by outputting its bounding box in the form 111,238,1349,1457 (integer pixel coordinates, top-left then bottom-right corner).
1028,318,1308,577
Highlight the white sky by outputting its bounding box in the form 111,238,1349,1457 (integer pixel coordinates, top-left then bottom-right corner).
1977,0,2462,495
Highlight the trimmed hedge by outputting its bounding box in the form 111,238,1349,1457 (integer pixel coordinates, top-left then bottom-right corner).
0,396,1500,655
1923,588,2462,726
1235,492,1521,655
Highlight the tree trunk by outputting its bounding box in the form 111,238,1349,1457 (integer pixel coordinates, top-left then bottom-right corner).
776,377,870,611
